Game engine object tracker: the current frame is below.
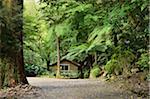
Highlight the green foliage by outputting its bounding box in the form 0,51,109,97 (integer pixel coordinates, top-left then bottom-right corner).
90,65,101,78
69,72,80,78
24,0,54,68
82,67,90,78
23,0,149,79
61,71,79,78
25,64,47,76
146,74,150,81
48,72,56,78
105,59,120,75
105,49,135,75
137,53,149,71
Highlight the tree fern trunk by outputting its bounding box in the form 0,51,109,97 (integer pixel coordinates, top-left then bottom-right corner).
56,36,60,78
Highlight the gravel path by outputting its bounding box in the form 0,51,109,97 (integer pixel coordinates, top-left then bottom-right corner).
26,77,140,99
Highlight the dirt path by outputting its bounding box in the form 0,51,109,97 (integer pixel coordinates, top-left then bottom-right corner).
25,77,140,99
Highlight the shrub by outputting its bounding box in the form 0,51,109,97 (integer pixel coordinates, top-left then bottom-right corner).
69,71,80,78
137,53,149,71
83,67,90,78
48,71,56,78
25,64,47,77
104,50,135,75
60,71,79,78
105,59,121,75
90,66,101,78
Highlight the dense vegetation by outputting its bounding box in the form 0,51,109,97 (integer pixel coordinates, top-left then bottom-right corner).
23,0,149,78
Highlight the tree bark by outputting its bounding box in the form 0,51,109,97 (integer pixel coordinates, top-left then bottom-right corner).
16,0,28,84
0,61,1,89
17,32,28,84
56,36,60,78
0,0,28,88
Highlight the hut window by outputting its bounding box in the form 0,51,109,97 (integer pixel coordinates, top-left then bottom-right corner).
61,64,69,70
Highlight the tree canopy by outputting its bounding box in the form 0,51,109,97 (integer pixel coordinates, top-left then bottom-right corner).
23,0,149,75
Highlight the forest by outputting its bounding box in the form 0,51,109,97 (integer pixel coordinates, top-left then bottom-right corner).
0,0,149,98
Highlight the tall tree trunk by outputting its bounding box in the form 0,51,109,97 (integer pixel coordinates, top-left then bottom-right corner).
17,32,28,84
0,61,2,89
0,0,28,88
0,1,2,89
56,36,60,78
16,0,28,84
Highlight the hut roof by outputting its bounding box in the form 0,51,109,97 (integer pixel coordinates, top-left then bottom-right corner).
50,59,80,67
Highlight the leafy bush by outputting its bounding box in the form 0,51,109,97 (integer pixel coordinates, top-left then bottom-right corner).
82,67,90,78
25,64,47,77
60,71,79,78
105,50,135,75
69,71,79,78
105,59,121,75
137,53,149,71
48,71,56,78
90,66,101,78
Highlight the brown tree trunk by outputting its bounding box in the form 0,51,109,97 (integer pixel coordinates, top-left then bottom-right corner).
17,0,28,84
17,32,28,84
56,36,60,78
0,61,1,89
0,1,1,89
0,0,28,88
